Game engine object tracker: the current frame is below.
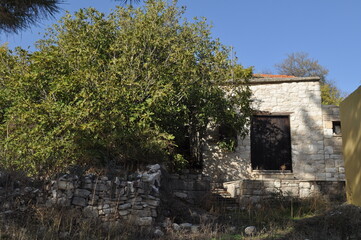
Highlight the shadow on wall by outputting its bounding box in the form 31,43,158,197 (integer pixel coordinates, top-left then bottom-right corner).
202,125,252,183
298,87,326,180
250,81,326,181
201,87,265,183
250,81,327,181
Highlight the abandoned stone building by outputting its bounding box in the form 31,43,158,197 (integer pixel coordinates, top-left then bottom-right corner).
0,75,346,226
203,74,345,202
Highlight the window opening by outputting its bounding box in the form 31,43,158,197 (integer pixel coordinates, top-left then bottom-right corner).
332,121,341,135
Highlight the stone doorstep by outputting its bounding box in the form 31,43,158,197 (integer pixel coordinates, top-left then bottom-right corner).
251,171,295,180
211,188,233,199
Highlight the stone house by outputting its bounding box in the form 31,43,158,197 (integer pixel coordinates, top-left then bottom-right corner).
203,74,345,201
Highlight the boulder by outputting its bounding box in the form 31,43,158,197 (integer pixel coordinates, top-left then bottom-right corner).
245,226,256,236
154,228,164,238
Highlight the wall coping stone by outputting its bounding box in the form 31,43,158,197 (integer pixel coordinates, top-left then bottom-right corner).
218,76,320,86
249,76,320,84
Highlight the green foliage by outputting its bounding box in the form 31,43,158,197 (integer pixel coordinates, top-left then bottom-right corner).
0,0,61,33
217,139,237,152
275,52,343,105
321,81,343,106
217,123,238,152
171,153,189,172
0,1,252,176
0,0,142,33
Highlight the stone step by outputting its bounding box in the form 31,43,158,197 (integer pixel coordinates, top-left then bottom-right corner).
213,193,235,200
211,188,233,198
252,172,294,180
212,189,231,195
210,188,240,210
210,182,225,189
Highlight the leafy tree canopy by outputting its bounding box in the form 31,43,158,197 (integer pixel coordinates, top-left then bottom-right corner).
0,0,252,176
275,52,343,105
0,0,62,33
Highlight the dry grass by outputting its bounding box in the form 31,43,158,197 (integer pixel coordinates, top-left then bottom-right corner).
0,206,155,240
0,196,358,240
0,193,354,240
207,194,347,240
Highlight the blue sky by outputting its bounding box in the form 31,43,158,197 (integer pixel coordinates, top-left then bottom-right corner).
1,0,360,95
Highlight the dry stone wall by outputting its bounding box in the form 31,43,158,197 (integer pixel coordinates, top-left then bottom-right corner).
0,165,213,226
46,169,212,225
0,166,212,226
46,164,162,226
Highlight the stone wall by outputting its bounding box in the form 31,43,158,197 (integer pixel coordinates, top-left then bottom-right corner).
0,166,213,226
166,173,211,205
224,179,345,203
248,79,325,181
322,105,344,180
46,164,162,226
203,77,345,184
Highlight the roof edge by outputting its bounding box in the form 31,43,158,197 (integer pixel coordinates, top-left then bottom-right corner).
218,76,321,86
249,76,321,85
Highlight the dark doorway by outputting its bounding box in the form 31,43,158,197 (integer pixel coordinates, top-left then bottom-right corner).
251,115,292,171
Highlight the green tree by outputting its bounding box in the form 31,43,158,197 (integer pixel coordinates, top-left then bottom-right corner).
0,0,62,33
0,1,252,176
275,52,343,105
0,0,143,33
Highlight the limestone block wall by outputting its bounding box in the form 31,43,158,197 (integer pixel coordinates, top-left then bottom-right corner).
237,179,345,203
322,105,344,180
203,78,328,182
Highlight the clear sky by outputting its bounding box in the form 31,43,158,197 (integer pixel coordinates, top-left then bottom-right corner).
1,0,361,95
